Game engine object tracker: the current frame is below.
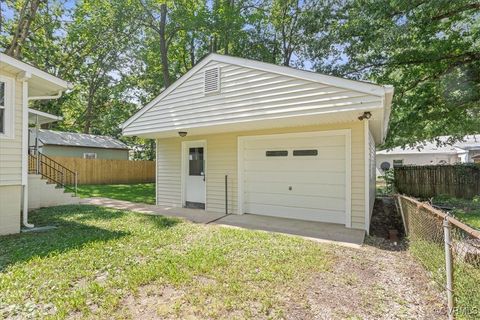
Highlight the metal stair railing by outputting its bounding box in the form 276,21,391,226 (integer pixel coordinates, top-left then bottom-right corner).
28,149,78,196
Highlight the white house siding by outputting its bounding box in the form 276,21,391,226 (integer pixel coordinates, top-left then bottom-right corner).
376,153,460,177
156,122,367,230
0,70,23,186
368,128,376,222
125,60,384,135
0,70,23,235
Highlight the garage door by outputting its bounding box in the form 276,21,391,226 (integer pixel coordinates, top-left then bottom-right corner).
242,131,348,224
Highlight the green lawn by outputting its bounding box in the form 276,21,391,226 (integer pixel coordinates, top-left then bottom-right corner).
432,195,480,229
0,205,328,319
76,183,155,204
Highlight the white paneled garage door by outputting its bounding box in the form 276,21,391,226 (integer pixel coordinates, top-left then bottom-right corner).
241,131,350,225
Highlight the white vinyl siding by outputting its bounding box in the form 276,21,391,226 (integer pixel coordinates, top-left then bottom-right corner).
156,122,367,230
125,61,384,135
0,185,22,235
0,71,22,186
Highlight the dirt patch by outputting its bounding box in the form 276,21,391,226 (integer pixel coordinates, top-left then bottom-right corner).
370,197,405,239
287,238,446,319
120,284,186,319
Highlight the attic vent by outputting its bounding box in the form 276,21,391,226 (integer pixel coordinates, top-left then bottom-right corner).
204,67,220,94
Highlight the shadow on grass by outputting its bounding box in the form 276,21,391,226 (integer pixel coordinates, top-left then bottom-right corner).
0,205,179,271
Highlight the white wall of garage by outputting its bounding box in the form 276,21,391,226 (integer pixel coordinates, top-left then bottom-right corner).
155,122,369,230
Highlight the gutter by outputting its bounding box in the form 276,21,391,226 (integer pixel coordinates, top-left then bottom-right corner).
381,85,395,144
28,90,64,101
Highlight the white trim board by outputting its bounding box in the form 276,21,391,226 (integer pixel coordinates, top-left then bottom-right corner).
237,129,352,228
364,120,370,234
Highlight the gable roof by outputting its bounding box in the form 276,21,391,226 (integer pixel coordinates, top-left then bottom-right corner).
453,135,480,150
32,129,129,150
377,135,480,155
122,53,394,131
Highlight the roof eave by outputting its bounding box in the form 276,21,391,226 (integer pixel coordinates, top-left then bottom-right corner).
1,53,72,95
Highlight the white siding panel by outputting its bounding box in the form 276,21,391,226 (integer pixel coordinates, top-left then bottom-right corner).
155,122,366,230
0,72,23,186
125,61,383,135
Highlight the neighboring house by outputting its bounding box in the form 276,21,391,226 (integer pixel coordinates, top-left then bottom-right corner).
0,53,72,235
29,129,129,160
376,135,480,177
122,54,394,233
454,135,480,163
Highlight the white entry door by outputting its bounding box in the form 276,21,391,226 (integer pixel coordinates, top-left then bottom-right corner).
184,142,206,209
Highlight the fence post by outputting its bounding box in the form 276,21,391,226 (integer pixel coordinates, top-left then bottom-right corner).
74,171,78,197
443,217,455,320
395,196,408,236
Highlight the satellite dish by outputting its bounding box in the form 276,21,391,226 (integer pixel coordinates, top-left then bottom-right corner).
380,162,391,171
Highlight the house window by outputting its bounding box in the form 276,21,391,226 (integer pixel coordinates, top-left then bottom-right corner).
0,76,14,139
393,159,403,167
83,152,97,159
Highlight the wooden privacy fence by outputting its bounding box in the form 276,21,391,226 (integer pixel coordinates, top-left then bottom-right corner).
50,156,155,185
394,164,480,199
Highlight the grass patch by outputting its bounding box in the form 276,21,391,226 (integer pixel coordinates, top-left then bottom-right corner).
76,183,155,204
409,237,480,319
432,195,480,229
0,205,329,319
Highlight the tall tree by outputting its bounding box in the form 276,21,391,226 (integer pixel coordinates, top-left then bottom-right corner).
62,0,141,133
320,0,480,147
4,0,43,58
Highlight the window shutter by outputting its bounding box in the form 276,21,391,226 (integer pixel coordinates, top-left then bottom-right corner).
204,67,220,94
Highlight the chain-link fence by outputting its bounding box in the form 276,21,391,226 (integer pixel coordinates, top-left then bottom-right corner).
396,195,480,320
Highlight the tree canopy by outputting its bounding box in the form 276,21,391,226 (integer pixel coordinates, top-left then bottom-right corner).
1,0,478,156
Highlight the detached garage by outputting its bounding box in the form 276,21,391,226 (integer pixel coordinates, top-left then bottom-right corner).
122,53,393,233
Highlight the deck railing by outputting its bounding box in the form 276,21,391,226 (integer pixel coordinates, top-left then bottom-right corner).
28,148,77,195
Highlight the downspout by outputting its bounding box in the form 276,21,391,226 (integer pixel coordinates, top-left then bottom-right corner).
21,80,34,228
22,90,64,228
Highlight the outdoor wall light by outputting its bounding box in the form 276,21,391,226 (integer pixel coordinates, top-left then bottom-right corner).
358,111,372,121
178,131,188,137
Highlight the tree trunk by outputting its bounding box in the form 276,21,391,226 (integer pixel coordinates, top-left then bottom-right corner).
6,0,42,58
190,33,195,67
84,84,96,134
159,3,170,88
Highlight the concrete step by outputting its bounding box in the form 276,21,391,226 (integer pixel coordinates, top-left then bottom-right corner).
28,174,80,210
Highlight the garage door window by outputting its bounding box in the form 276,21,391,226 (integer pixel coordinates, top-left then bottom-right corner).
266,150,288,157
293,149,318,156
